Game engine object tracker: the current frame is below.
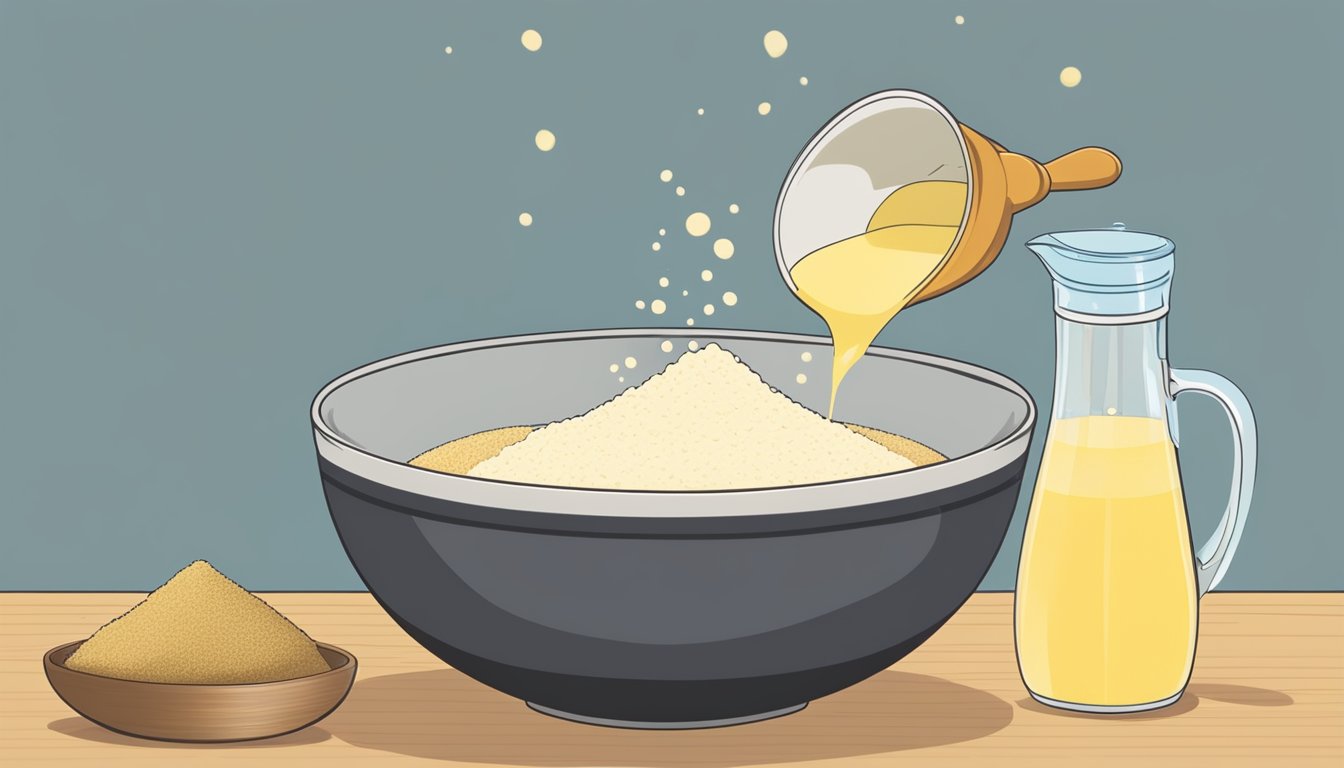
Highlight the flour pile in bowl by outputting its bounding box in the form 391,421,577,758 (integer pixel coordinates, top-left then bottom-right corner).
455,343,920,490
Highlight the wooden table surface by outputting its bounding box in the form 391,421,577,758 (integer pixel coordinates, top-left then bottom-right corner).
2,592,1340,766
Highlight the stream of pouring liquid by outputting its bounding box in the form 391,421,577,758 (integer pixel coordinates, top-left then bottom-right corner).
789,180,966,418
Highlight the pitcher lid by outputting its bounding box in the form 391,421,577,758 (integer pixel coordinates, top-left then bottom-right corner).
1027,223,1176,324
1031,223,1173,261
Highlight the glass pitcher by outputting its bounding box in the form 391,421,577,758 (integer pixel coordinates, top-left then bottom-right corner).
1015,223,1257,713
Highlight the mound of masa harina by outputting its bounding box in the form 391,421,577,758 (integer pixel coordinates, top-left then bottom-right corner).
64,561,330,684
466,343,916,490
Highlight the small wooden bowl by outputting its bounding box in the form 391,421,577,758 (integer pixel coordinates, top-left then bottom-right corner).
44,640,356,742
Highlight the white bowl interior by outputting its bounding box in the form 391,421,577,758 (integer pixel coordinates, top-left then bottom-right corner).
318,331,1028,466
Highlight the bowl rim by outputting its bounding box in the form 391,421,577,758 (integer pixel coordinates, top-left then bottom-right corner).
45,640,355,688
311,328,1036,517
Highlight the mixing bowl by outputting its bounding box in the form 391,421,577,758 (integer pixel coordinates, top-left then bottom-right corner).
311,329,1034,728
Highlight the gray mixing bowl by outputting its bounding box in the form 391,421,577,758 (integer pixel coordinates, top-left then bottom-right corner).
311,329,1034,728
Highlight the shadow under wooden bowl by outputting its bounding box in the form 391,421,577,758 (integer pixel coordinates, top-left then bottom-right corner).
43,640,356,743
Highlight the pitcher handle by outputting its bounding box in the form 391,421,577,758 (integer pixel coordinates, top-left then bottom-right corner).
1168,368,1258,596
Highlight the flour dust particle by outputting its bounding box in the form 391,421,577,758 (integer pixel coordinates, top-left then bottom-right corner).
688,340,700,351
703,304,715,316
518,212,533,227
763,30,788,58
609,363,619,373
651,299,667,315
714,238,735,259
722,291,738,306
521,29,543,52
799,76,809,86
652,242,661,252
729,203,740,214
466,344,914,490
443,46,453,55
758,102,772,116
701,269,713,282
659,228,666,236
1060,66,1082,87
685,212,711,237
955,15,965,25
675,186,686,197
63,561,329,684
796,373,808,384
659,276,669,288
801,351,813,362
624,356,638,369
635,299,646,309
697,107,705,116
534,129,556,151
681,289,689,296
661,340,674,353
660,169,673,182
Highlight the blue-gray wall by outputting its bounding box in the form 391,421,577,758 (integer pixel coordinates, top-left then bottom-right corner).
2,0,1338,589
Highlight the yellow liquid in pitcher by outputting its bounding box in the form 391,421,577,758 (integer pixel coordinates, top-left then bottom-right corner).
1015,415,1198,708
789,180,965,417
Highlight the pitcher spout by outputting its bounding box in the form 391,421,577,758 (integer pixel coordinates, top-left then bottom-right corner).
1025,233,1076,281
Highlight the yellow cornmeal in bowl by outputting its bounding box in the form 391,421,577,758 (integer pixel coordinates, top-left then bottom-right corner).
842,423,945,467
410,343,946,490
412,425,537,477
64,561,330,684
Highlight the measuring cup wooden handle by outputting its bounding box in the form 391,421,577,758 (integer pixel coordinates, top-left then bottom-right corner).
1044,147,1122,191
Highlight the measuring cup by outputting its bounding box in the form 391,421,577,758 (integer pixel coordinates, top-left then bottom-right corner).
773,89,1123,306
